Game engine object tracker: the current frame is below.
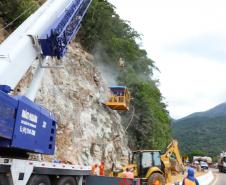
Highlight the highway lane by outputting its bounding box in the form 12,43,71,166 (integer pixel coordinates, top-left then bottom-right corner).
211,169,226,185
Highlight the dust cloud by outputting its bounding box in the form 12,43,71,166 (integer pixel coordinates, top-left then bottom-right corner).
92,43,119,87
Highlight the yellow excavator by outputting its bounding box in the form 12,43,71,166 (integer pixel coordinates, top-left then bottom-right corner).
110,140,184,185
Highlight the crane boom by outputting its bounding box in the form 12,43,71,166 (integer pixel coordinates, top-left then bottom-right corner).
39,0,92,58
0,0,92,155
0,0,91,90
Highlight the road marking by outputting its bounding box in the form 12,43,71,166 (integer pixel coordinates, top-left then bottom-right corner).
211,174,219,185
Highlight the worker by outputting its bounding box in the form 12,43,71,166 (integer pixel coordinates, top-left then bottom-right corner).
182,168,199,185
99,161,105,176
92,164,98,175
118,57,125,68
123,168,134,179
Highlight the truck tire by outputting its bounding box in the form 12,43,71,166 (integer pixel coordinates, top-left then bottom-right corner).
219,167,222,173
148,173,165,185
27,175,51,185
219,166,223,173
0,174,9,185
56,176,76,185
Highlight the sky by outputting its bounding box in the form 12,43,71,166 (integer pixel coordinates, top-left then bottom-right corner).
108,0,226,119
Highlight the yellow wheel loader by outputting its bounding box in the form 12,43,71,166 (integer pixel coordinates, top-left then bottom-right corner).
110,140,184,185
110,150,166,185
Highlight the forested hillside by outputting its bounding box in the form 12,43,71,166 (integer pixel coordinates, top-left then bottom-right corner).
79,0,171,150
0,0,171,151
172,103,226,158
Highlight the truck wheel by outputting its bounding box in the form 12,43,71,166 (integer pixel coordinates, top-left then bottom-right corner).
148,173,165,185
27,175,51,185
0,174,9,185
56,176,76,185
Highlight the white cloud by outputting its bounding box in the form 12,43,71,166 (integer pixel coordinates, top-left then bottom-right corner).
109,0,226,118
158,53,226,118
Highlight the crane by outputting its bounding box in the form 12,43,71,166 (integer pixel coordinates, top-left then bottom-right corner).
0,0,92,156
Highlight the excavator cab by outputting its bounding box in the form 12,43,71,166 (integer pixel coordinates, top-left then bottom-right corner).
105,86,131,110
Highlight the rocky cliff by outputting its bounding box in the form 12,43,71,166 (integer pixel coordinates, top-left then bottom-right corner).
22,42,129,170
0,20,8,43
37,43,129,169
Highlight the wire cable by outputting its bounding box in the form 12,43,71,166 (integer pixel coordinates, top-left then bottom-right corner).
125,105,135,132
0,4,36,32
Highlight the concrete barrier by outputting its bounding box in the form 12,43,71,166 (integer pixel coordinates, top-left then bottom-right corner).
179,170,214,185
196,171,214,185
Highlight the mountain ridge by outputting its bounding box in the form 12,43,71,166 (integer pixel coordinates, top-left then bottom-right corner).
172,102,226,157
175,102,226,122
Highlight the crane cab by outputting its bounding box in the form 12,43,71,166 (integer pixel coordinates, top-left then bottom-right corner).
105,86,131,110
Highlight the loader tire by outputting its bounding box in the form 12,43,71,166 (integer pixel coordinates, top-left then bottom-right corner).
56,176,76,185
0,174,9,185
27,175,51,185
148,173,165,185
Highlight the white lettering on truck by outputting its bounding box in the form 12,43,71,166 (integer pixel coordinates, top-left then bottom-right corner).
21,110,38,123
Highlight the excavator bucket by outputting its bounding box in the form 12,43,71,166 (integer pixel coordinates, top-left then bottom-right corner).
105,86,131,110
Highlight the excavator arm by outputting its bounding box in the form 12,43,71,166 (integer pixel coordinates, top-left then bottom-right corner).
161,140,184,182
161,140,183,165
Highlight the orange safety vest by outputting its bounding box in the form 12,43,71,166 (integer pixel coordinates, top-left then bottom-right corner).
184,178,196,185
99,164,104,176
92,165,98,175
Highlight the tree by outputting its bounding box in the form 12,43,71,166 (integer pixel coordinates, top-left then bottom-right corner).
0,0,38,30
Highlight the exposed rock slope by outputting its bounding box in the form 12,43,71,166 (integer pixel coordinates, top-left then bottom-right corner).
34,43,129,169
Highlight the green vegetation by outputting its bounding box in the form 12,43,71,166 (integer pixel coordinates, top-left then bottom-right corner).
172,116,226,158
0,0,171,150
79,0,171,150
0,0,39,30
187,150,206,162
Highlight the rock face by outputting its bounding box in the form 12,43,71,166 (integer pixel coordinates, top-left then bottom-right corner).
0,21,8,43
33,43,129,170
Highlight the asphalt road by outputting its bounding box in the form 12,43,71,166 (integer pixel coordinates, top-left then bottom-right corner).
211,168,226,185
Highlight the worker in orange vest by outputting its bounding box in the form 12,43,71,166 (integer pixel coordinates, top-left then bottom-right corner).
123,168,134,179
99,161,105,176
182,168,199,185
92,164,98,175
